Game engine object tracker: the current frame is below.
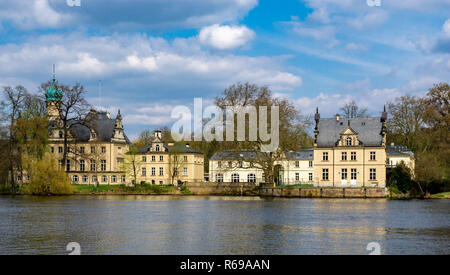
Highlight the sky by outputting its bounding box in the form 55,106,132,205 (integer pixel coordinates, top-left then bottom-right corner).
0,0,449,139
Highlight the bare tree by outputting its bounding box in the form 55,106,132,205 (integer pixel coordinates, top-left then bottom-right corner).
168,144,186,185
340,100,369,118
120,145,142,186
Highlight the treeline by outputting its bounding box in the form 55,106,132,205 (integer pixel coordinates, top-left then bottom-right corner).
386,83,449,194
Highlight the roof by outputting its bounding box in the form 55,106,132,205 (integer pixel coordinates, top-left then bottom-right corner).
387,145,414,158
138,143,203,155
211,149,313,161
286,149,314,160
317,117,383,147
45,80,63,102
50,111,130,143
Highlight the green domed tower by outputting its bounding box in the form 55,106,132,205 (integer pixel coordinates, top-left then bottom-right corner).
45,65,63,121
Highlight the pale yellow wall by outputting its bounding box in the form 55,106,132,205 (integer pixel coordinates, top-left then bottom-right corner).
314,147,386,187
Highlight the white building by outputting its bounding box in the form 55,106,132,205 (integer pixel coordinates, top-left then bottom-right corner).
209,149,314,186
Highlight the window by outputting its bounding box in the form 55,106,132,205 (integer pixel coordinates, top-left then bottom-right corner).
238,161,243,168
82,175,88,183
155,145,160,152
248,173,256,183
183,156,188,162
218,161,222,168
17,175,22,181
90,160,96,171
183,167,188,177
159,167,163,176
101,160,106,171
295,173,300,181
151,167,156,176
92,175,97,182
174,168,178,176
216,173,223,183
91,147,95,154
142,168,146,176
118,147,121,154
111,175,117,183
152,156,155,162
351,152,356,161
121,175,126,183
159,156,163,162
346,137,352,146
159,181,163,185
341,168,347,180
117,158,124,164
102,175,107,183
322,169,329,180
59,131,63,138
59,160,63,167
80,146,85,154
295,161,300,168
174,156,178,162
370,152,376,161
309,173,313,181
142,156,147,162
58,146,63,153
370,169,376,180
101,147,106,153
73,175,78,182
309,161,313,168
228,161,233,168
66,160,70,171
351,169,357,180
51,147,54,153
80,160,85,171
342,152,347,161
323,152,328,161
231,173,240,183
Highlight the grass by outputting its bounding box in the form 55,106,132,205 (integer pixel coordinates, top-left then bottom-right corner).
431,192,450,199
74,183,176,194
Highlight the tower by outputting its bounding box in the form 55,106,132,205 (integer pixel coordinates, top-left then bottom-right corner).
111,110,126,142
45,65,63,121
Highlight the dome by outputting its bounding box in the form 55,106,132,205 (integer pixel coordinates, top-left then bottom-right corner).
45,80,63,102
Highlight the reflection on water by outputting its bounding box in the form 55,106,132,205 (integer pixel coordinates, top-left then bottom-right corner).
0,195,449,255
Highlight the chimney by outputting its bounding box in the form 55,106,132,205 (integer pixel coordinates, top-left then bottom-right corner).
154,130,162,139
186,143,190,148
391,142,395,146
335,114,340,121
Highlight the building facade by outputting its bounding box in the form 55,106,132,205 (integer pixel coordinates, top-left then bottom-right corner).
313,110,387,187
134,131,204,185
386,144,415,177
209,149,314,186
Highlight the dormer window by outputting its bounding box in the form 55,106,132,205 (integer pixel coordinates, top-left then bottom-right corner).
58,131,63,138
346,137,352,146
155,144,160,152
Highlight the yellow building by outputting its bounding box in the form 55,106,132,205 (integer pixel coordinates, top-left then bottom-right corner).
134,131,204,185
313,110,388,188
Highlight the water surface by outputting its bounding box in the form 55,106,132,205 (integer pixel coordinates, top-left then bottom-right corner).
0,195,448,254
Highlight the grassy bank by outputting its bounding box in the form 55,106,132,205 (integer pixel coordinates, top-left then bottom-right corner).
431,192,450,199
74,184,179,195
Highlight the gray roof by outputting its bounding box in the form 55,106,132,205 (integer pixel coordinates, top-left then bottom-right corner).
50,111,130,143
387,145,414,158
211,149,313,161
286,149,314,160
138,143,203,155
317,117,383,147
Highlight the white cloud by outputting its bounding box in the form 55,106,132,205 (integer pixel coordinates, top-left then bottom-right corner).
345,42,369,51
443,19,450,37
199,24,255,50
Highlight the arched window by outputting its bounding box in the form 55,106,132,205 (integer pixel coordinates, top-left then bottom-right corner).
231,173,240,183
346,137,352,146
216,173,223,183
155,144,160,152
58,131,63,138
247,174,256,183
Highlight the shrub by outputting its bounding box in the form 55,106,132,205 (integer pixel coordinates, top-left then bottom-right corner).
22,154,73,195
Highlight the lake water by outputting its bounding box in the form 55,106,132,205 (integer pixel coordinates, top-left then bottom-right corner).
0,195,449,255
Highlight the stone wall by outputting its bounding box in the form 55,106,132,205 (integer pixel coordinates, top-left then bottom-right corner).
185,182,259,196
259,187,386,198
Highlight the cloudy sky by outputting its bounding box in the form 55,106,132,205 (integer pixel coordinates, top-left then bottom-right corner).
0,0,449,138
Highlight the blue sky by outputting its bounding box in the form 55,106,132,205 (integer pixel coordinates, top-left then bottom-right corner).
0,0,449,138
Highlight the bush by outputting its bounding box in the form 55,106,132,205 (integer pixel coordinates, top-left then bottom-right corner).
388,162,416,194
22,154,73,195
